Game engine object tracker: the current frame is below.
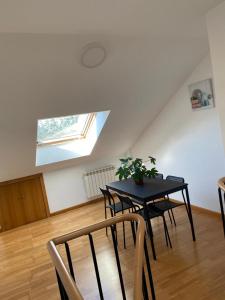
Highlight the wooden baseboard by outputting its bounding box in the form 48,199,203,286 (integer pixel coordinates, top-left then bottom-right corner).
50,196,221,219
190,203,220,218
50,196,104,216
171,199,221,218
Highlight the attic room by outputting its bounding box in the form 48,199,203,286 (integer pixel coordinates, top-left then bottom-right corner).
1,0,225,299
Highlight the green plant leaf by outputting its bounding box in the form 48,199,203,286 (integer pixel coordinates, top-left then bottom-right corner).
149,156,156,165
116,156,158,181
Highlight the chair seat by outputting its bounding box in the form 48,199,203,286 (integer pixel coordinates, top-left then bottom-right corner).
106,201,133,213
154,199,184,212
137,204,163,220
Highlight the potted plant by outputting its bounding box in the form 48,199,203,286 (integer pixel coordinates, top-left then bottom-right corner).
116,156,158,185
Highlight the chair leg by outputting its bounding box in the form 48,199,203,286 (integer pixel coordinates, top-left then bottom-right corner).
170,209,176,226
162,215,172,248
168,210,173,224
112,211,118,246
164,223,169,247
104,202,108,236
106,208,115,240
162,216,169,247
130,221,136,245
146,218,157,260
218,188,225,237
122,221,126,249
122,210,126,249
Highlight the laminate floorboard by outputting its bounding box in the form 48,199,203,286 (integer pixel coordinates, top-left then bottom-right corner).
0,201,225,299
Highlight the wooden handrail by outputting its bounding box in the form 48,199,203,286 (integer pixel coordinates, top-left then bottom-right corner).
218,177,225,192
47,213,146,300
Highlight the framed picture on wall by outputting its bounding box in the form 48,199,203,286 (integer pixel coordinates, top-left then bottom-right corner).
188,78,214,111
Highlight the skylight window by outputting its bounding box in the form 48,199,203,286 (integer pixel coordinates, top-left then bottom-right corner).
37,113,94,145
36,110,110,166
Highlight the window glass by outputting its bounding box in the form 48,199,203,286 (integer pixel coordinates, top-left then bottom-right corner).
37,113,90,144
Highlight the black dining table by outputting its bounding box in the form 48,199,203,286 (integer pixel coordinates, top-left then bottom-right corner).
106,177,196,260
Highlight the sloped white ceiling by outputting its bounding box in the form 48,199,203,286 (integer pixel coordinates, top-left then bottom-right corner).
0,0,223,181
0,0,222,37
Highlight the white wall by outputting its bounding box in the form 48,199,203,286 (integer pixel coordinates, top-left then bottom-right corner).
44,156,120,213
131,55,225,212
207,1,225,150
44,166,86,213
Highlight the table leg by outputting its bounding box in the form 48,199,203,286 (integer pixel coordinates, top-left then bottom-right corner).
143,203,157,260
185,187,196,241
218,188,225,237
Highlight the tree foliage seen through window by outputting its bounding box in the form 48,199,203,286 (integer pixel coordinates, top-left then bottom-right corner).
37,114,89,143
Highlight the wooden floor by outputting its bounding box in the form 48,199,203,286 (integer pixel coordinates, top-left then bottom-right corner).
0,200,225,300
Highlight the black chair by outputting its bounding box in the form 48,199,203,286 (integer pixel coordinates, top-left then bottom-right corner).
153,175,188,226
117,194,172,253
100,188,134,248
154,173,163,180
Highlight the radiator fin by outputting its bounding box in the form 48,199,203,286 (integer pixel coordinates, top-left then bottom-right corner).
83,165,116,199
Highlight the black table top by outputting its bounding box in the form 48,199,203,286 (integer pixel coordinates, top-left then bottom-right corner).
106,178,188,203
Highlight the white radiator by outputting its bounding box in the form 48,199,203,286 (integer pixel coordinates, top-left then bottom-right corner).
83,165,116,199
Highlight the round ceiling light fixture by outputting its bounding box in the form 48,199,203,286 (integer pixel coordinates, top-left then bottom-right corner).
81,42,106,68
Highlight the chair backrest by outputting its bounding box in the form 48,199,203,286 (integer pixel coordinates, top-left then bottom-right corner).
166,175,184,183
116,193,135,209
155,173,163,179
99,188,114,205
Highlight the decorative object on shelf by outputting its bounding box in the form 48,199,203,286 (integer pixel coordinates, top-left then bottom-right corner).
116,156,158,185
81,42,106,68
188,78,214,111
